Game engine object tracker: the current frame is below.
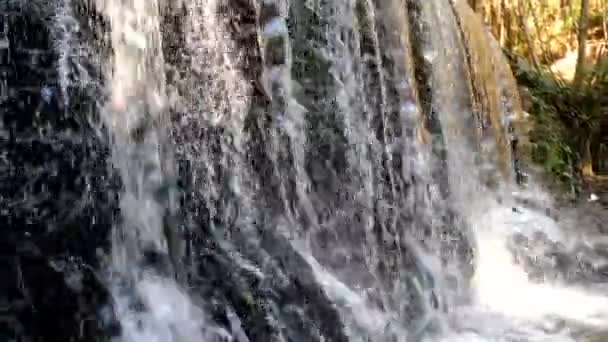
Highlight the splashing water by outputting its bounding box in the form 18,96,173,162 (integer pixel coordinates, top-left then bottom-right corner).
77,0,225,340
438,197,608,341
45,0,608,341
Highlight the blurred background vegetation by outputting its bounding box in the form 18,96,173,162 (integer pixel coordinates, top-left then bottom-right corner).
468,0,608,196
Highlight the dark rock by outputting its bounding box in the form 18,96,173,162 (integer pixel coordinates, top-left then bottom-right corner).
0,2,117,340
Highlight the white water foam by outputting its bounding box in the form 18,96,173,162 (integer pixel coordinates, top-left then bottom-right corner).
437,188,608,341
111,275,225,342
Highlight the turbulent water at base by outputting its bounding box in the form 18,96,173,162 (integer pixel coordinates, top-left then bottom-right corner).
46,0,608,341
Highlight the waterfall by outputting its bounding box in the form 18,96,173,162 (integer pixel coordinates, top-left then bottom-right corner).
11,0,605,341
95,0,229,340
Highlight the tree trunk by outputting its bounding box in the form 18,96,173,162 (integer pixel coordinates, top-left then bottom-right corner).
502,0,514,50
533,0,555,64
580,133,595,177
516,0,541,68
560,0,569,22
573,0,590,88
469,0,483,12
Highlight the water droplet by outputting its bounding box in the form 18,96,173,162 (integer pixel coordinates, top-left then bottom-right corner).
262,17,288,38
423,50,437,63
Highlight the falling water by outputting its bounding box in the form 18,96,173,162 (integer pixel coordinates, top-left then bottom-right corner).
42,0,608,341
98,0,232,341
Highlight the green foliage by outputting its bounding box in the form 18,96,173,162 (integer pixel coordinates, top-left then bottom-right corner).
477,0,608,186
511,55,608,182
513,58,576,181
533,140,575,178
512,59,570,176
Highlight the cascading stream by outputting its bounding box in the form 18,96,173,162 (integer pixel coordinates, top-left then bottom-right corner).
39,0,608,341
100,0,170,262
94,1,224,340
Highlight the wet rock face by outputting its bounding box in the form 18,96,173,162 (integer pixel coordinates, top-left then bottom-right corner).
1,2,349,340
1,0,527,341
0,2,116,341
161,2,352,340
